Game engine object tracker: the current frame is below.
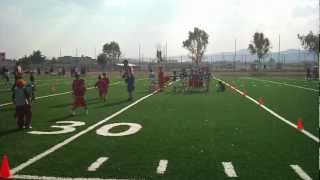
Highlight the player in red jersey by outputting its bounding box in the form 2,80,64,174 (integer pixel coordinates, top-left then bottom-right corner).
71,73,88,115
95,73,109,102
158,66,164,91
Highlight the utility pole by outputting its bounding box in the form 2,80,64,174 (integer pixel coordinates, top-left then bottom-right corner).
138,44,141,65
278,34,281,63
234,38,237,71
165,41,168,61
59,48,61,57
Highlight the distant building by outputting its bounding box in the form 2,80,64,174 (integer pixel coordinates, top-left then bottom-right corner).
57,55,95,65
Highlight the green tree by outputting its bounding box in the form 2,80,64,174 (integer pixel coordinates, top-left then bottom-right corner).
182,27,209,64
18,55,31,69
248,32,271,69
97,53,108,70
297,31,319,60
30,50,46,64
103,41,121,64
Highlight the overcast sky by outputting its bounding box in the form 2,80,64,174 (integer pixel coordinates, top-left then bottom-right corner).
0,0,318,59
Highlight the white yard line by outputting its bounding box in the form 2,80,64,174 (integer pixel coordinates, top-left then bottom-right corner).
12,174,135,180
222,162,238,178
215,78,319,143
0,78,148,107
11,90,158,174
88,157,109,172
0,82,123,107
156,160,168,175
290,165,313,180
243,77,318,92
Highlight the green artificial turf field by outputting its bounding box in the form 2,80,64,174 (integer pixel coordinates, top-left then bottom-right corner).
0,73,319,180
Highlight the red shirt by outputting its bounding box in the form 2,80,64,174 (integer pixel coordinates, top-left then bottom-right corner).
72,79,86,96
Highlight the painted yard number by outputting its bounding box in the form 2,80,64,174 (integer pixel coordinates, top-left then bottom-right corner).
29,121,142,137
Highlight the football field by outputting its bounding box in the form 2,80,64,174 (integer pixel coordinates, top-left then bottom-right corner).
0,74,319,179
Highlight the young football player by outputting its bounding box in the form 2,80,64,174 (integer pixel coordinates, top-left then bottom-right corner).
127,69,135,101
12,79,32,129
71,74,88,115
158,66,164,91
29,72,36,101
96,73,109,102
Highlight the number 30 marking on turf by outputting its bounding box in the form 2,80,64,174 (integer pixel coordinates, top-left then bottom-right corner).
28,121,142,136
28,121,85,135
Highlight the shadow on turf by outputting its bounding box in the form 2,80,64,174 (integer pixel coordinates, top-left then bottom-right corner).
50,98,101,108
0,128,21,137
48,114,73,122
100,99,129,108
0,107,14,112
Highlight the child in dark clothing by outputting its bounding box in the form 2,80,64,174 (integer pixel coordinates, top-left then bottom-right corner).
127,70,135,101
12,79,32,129
29,72,36,101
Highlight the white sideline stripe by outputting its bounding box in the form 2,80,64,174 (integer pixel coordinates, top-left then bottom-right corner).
244,77,318,92
0,82,122,107
11,90,159,174
12,174,134,180
156,160,168,174
215,78,319,143
290,165,312,180
222,162,238,177
88,157,109,172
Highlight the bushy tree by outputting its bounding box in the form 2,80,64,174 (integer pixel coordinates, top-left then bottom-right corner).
248,32,271,68
298,31,319,59
97,53,107,70
18,56,31,69
182,27,209,64
103,41,121,64
30,50,46,64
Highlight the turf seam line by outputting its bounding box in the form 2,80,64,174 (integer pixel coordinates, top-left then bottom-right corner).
215,77,320,143
243,77,319,92
11,89,159,175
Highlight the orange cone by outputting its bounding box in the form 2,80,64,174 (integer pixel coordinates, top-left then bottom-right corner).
0,154,11,179
297,118,304,130
258,97,264,105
